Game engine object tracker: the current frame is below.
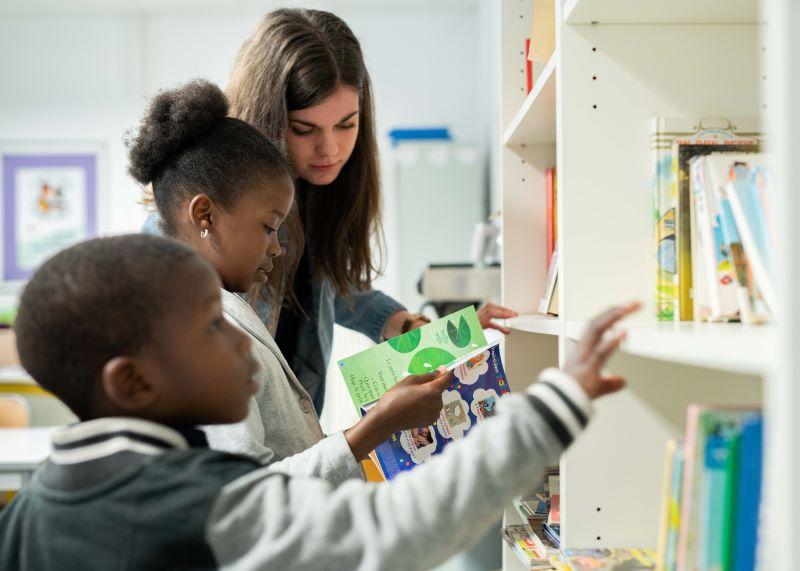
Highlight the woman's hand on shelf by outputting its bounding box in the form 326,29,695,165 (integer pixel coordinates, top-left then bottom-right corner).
477,302,519,335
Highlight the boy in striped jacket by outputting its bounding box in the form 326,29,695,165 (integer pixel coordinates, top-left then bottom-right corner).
0,235,637,571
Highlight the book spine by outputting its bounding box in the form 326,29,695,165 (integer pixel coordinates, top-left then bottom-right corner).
525,39,533,94
546,167,556,269
733,417,763,571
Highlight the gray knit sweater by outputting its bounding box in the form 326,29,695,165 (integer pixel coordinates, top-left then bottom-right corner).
203,289,362,485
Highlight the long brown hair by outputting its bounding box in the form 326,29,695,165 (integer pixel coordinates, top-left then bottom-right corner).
227,8,383,308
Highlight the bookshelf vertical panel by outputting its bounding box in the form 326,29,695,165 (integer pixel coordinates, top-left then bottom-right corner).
501,144,555,313
500,0,533,132
559,24,760,322
762,0,800,565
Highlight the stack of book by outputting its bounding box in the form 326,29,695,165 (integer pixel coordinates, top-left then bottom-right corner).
551,549,656,570
502,525,556,570
657,405,763,570
505,470,560,569
688,156,774,324
652,117,774,323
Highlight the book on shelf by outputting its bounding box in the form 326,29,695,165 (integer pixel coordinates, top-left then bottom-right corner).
546,167,557,270
539,243,559,315
502,525,557,570
525,39,534,94
727,163,777,316
689,154,755,322
512,467,560,553
688,154,774,324
656,439,683,571
733,416,763,571
651,117,762,322
338,307,511,480
543,523,560,548
529,0,555,64
551,548,657,570
658,405,762,571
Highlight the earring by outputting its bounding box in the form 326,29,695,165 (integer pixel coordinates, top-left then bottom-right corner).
200,228,209,238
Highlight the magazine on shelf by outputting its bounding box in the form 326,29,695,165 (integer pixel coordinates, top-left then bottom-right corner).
502,525,556,570
338,307,511,480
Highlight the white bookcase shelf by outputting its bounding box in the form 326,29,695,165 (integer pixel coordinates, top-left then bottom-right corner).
502,52,557,146
566,321,773,375
507,314,560,336
498,0,795,564
564,0,759,25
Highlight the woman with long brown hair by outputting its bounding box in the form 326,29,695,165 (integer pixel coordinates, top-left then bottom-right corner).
225,8,517,415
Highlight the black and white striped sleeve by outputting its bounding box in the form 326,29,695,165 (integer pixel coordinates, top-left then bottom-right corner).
525,368,593,447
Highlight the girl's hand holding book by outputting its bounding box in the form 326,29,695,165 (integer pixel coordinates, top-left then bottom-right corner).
344,369,453,461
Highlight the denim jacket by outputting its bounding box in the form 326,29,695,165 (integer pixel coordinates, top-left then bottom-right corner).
143,214,404,414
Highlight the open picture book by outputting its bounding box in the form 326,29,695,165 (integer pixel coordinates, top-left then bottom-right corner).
338,306,510,480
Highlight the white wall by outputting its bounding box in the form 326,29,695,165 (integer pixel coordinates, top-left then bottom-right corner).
0,3,492,302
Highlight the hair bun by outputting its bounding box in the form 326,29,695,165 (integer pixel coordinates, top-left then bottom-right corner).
127,79,228,184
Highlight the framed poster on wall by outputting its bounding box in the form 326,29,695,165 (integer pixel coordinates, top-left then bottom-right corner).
0,144,102,280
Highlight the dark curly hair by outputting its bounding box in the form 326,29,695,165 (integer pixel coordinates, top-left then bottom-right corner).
127,79,292,237
14,235,201,419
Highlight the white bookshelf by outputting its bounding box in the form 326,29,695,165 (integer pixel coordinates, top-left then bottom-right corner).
508,314,560,336
564,0,759,25
567,320,774,375
499,0,796,567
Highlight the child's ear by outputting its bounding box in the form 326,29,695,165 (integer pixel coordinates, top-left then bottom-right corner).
101,356,158,412
188,194,214,234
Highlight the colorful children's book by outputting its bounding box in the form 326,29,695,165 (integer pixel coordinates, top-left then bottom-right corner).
554,548,657,570
733,415,763,571
546,167,557,269
716,166,766,324
689,161,711,322
728,163,777,315
696,417,743,571
338,306,487,411
539,243,559,314
651,117,761,321
502,525,556,570
657,439,681,571
676,405,760,570
360,341,509,479
690,155,754,322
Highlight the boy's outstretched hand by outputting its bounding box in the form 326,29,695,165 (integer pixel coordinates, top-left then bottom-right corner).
563,301,641,399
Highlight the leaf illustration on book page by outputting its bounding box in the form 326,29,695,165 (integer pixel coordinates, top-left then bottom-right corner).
447,316,472,348
387,328,422,354
408,347,456,375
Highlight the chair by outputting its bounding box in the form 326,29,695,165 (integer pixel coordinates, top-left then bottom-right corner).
0,394,30,507
0,394,30,428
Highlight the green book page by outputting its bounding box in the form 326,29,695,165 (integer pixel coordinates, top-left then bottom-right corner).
338,306,487,411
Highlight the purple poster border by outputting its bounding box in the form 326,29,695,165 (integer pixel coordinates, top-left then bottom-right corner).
2,154,97,280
